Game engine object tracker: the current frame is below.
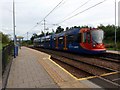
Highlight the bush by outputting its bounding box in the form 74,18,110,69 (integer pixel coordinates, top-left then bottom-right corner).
117,42,120,50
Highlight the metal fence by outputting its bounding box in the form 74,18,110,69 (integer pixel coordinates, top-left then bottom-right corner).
2,44,14,74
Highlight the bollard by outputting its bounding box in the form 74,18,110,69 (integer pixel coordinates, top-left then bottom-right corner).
15,45,18,56
14,45,19,58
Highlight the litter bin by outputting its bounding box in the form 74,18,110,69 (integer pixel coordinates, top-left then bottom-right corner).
14,45,18,58
15,45,18,56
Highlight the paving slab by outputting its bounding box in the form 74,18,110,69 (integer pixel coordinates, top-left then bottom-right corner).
106,50,120,54
6,47,59,88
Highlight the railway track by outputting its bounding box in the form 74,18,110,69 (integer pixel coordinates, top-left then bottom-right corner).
31,47,119,72
51,55,113,75
98,53,120,63
52,56,120,88
30,47,120,88
51,57,94,78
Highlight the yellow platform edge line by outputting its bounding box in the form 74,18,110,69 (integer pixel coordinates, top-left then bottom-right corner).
48,55,78,80
48,55,97,81
100,71,119,77
77,76,97,81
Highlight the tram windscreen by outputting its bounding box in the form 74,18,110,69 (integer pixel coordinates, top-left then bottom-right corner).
91,30,104,44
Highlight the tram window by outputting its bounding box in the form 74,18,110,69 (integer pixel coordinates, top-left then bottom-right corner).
77,33,81,43
53,37,56,43
83,33,87,43
58,37,64,44
66,34,81,43
46,38,50,42
74,34,78,43
41,38,44,43
54,37,56,41
87,32,91,43
41,40,43,43
67,35,74,43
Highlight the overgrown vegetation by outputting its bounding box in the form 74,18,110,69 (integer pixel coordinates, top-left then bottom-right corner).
0,32,11,49
0,32,14,74
0,42,2,50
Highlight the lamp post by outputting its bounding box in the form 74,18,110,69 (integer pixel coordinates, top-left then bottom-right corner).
43,19,46,46
27,32,28,46
13,0,16,58
44,19,46,37
115,0,117,50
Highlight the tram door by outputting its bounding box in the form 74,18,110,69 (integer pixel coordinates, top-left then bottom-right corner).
81,32,92,49
55,37,58,49
64,35,67,50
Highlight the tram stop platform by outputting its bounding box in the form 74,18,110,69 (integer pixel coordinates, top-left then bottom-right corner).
106,50,120,54
6,47,101,88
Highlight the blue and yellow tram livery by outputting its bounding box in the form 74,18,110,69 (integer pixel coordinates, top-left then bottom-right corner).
33,28,106,54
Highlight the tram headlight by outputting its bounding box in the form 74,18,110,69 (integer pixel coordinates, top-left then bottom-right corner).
93,44,96,47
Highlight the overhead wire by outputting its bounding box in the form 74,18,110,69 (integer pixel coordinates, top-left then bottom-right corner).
22,0,65,37
63,0,92,19
43,0,64,20
30,0,64,30
48,0,103,29
47,0,91,29
54,0,67,9
57,0,107,25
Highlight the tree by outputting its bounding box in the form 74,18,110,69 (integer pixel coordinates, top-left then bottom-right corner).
65,27,69,31
46,32,50,36
30,33,38,43
98,24,115,42
74,26,78,28
55,26,64,34
0,32,10,44
116,26,120,42
38,31,44,37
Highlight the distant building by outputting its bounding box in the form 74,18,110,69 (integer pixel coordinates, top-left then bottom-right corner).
118,1,120,26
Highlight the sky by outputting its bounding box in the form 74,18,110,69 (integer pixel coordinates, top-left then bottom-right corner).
0,0,120,40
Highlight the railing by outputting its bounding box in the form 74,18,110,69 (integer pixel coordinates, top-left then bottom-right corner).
2,44,14,74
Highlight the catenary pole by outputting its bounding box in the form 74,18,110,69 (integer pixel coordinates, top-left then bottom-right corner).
44,19,46,46
27,32,28,46
13,0,16,58
44,19,46,36
115,0,117,50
